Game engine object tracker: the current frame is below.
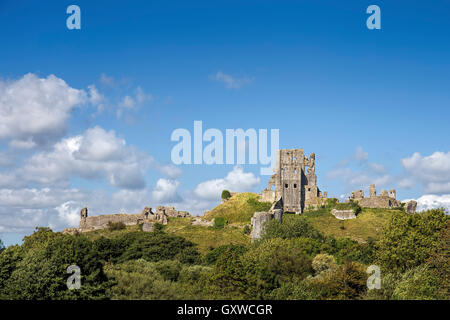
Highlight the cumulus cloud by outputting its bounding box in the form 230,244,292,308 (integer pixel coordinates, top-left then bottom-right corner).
404,194,450,213
210,71,254,89
193,166,260,200
151,179,182,203
155,163,182,179
0,73,88,147
401,151,450,194
21,126,151,189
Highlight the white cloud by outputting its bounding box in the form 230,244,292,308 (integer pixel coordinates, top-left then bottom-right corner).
55,201,81,227
194,166,260,200
119,95,135,109
151,179,182,203
155,163,182,179
211,71,254,89
401,151,450,194
0,73,87,147
21,126,151,189
117,86,152,118
405,194,450,213
354,146,369,162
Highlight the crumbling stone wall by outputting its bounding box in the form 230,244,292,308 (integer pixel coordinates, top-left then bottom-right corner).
250,198,283,241
77,206,177,232
405,200,418,214
349,184,405,210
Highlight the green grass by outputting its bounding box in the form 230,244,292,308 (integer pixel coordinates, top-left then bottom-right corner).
204,192,272,224
302,207,402,242
164,217,250,254
82,224,142,241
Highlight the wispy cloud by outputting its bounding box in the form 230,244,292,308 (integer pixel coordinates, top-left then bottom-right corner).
210,71,254,89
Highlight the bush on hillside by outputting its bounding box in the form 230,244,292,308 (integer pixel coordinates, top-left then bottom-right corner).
221,190,232,200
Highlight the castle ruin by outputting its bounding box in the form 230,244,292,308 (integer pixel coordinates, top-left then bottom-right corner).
349,184,402,209
261,148,327,214
76,206,189,233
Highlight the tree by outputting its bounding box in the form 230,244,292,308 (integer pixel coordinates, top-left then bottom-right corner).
376,209,448,272
2,232,112,300
0,239,5,253
221,190,231,200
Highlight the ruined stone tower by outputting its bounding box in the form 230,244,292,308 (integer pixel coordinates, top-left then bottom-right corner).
261,148,326,214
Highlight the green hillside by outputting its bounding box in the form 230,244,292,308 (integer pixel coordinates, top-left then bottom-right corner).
204,192,272,224
302,207,401,242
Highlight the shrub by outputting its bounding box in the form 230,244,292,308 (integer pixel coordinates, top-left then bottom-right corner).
205,245,247,265
213,217,227,229
376,208,448,272
107,221,126,231
243,225,251,235
1,232,112,300
392,265,442,300
118,232,201,264
154,260,182,282
221,190,232,200
262,214,324,241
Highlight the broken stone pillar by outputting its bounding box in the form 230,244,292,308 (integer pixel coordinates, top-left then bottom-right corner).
272,209,283,223
405,200,417,214
369,184,376,198
142,222,154,232
80,207,88,219
389,189,396,199
250,212,273,241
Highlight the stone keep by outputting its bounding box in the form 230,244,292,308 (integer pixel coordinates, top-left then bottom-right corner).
261,148,327,214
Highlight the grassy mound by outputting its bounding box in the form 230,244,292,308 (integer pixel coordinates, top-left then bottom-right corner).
302,207,402,242
164,217,250,254
204,192,272,224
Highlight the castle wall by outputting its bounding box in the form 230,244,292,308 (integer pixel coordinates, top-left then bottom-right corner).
79,213,143,231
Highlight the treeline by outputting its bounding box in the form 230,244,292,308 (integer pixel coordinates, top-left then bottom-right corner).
0,209,448,300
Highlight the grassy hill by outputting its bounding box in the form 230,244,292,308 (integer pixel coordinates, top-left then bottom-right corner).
82,217,250,254
302,207,402,242
204,192,272,224
81,197,398,253
164,217,250,254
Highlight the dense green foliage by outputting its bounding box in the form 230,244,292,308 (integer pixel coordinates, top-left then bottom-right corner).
221,190,231,200
0,208,448,300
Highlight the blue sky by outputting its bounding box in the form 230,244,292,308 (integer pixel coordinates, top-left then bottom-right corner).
1,0,450,246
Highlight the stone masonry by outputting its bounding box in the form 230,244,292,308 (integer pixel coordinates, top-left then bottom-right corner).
349,184,402,209
77,206,180,232
261,148,327,214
